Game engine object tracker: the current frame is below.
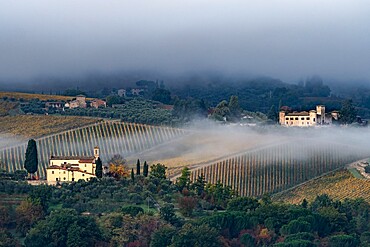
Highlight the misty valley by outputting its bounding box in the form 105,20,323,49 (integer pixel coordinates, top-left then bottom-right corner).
1,78,370,247
2,1,370,246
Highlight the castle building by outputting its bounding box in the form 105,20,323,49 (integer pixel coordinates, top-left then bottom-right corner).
46,147,100,184
279,105,338,127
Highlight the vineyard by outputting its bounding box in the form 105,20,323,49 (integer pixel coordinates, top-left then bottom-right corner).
0,121,187,178
171,141,370,197
0,115,101,140
273,169,370,203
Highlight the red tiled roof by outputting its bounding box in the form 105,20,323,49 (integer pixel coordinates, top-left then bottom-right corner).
286,111,310,116
50,156,95,160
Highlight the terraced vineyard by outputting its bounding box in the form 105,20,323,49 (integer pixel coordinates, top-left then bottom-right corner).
0,121,187,178
0,115,101,140
178,141,370,197
273,169,370,203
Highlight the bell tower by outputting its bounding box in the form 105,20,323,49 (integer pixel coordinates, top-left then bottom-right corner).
94,146,100,160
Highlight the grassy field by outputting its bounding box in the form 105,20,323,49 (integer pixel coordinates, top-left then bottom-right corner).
0,91,75,101
273,169,370,204
0,115,101,139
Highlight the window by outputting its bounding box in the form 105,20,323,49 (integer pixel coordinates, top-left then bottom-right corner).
285,117,289,120
307,122,310,125
306,117,310,120
86,178,89,181
63,177,66,180
313,118,316,122
52,171,54,174
63,171,66,174
82,174,85,177
84,170,86,172
286,121,288,124
290,117,293,120
56,178,59,181
72,178,75,181
85,164,86,167
301,117,304,120
295,117,298,120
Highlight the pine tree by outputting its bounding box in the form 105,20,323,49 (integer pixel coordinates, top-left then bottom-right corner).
136,159,141,175
24,139,38,177
131,168,135,182
143,161,148,177
95,157,103,178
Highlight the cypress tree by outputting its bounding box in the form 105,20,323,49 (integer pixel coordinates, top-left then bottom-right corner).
95,157,103,178
131,168,135,182
136,159,141,175
143,161,148,177
24,139,38,177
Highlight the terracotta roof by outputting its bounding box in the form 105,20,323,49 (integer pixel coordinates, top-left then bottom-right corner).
50,156,95,160
286,111,310,116
79,159,95,163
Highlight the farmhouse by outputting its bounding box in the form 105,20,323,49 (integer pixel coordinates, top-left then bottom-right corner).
90,99,107,108
65,95,87,109
279,105,339,127
45,102,64,110
46,146,100,184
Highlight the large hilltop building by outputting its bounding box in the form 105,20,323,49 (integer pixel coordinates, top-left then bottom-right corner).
279,105,339,127
46,147,100,184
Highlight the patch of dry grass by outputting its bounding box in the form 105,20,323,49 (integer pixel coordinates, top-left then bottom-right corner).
0,91,75,101
273,170,370,204
0,115,101,139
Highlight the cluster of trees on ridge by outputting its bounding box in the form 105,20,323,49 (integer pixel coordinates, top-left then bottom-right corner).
1,162,370,246
1,75,368,125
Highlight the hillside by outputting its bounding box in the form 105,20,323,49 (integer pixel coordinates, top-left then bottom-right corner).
0,115,101,139
0,101,19,116
0,91,75,101
273,169,370,204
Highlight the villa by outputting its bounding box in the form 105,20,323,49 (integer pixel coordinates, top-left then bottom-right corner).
46,146,100,184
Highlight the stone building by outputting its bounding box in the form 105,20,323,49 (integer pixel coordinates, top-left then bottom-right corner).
279,105,338,127
46,147,100,184
65,95,87,109
90,99,107,109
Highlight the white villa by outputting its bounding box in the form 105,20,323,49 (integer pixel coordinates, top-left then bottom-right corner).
46,146,100,184
279,105,339,127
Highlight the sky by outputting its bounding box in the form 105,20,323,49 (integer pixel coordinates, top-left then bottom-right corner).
1,0,370,83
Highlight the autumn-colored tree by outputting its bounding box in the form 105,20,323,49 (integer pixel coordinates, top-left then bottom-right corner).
108,154,129,178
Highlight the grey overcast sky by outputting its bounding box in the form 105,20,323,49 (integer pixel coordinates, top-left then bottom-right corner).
0,0,370,82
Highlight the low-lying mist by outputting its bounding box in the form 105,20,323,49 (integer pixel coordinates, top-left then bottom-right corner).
126,119,370,168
